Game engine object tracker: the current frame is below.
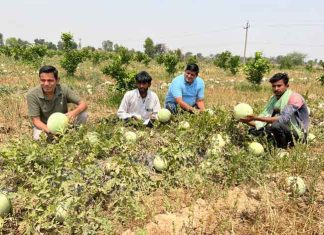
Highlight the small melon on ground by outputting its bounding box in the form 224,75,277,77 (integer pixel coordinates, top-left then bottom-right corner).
47,112,69,134
205,108,215,115
248,142,264,155
153,156,168,172
277,149,289,158
124,131,137,143
0,193,11,217
179,121,190,130
286,176,306,196
233,103,253,120
158,108,172,123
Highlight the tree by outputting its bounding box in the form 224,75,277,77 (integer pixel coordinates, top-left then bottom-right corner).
144,37,155,58
57,39,77,50
214,51,232,69
5,37,30,47
154,43,167,55
0,33,4,47
34,39,57,50
102,40,113,51
244,51,271,85
59,33,85,76
319,60,324,70
214,51,241,75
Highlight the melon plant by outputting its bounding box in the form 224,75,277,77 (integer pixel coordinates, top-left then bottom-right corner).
233,103,253,120
248,142,264,155
286,176,306,196
307,133,316,142
211,134,226,148
47,112,69,134
84,132,99,145
158,108,171,123
179,121,190,130
55,203,69,223
0,193,11,217
124,131,137,143
153,156,168,172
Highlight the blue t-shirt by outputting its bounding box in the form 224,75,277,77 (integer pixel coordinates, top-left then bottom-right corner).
164,74,205,106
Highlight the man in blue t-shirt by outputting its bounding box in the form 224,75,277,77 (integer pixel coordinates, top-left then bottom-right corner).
164,63,205,114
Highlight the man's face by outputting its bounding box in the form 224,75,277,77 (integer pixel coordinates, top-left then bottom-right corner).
184,70,198,84
271,79,289,98
40,72,58,94
137,81,150,94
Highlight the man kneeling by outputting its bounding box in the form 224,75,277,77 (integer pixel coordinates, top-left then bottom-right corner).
117,71,161,125
239,73,309,149
27,65,88,140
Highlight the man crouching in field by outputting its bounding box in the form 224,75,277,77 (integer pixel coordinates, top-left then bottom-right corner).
26,65,88,140
164,63,205,114
239,72,309,149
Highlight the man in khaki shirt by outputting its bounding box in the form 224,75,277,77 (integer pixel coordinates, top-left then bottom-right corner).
27,65,88,140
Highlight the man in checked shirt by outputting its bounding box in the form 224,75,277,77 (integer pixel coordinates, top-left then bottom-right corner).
117,71,161,126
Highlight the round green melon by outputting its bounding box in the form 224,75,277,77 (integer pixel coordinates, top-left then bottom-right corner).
158,109,172,123
0,193,11,217
233,103,253,120
124,131,137,143
286,176,306,196
179,121,190,130
248,142,264,155
277,150,289,158
47,112,69,134
205,108,215,115
153,156,167,172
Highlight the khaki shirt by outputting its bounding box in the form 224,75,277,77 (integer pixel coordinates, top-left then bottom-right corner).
26,84,81,124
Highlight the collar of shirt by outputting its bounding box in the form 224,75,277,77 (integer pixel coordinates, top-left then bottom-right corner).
135,89,151,101
183,76,196,86
37,84,62,100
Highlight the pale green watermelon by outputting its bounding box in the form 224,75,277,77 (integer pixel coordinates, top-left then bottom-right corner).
158,109,172,123
233,103,253,120
0,193,11,217
47,112,69,134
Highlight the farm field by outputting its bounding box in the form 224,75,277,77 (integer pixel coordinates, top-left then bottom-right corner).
0,55,323,234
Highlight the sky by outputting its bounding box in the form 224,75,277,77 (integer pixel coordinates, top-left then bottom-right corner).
1,0,324,60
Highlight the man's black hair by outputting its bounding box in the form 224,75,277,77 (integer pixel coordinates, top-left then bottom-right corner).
135,71,152,83
39,65,59,80
185,63,199,74
269,72,289,85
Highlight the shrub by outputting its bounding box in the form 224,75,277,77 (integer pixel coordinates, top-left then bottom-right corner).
244,51,271,85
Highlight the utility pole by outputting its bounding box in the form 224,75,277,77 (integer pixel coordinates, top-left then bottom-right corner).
243,21,250,64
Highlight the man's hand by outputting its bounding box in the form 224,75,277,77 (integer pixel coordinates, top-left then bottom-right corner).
131,114,142,120
66,110,78,123
240,115,255,123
